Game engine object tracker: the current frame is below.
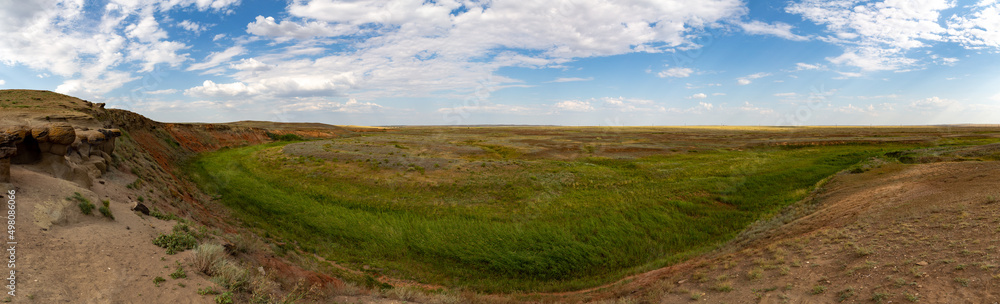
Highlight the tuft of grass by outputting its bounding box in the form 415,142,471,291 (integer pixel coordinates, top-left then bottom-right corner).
836,287,855,302
872,291,891,303
811,285,827,295
954,277,969,287
747,267,763,280
904,292,919,302
210,259,249,291
713,281,733,292
192,243,226,274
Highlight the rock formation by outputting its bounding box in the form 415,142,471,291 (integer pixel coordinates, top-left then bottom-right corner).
0,123,121,187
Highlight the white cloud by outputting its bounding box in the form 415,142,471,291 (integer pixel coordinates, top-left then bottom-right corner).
992,92,1000,101
281,98,383,113
834,71,864,79
213,33,227,41
246,16,355,41
126,15,168,43
147,89,178,95
178,20,208,34
795,62,824,70
910,96,958,111
712,93,726,96
739,20,809,41
687,93,708,99
554,100,594,112
0,79,5,86
187,46,246,71
737,72,770,85
436,103,539,115
230,58,272,72
948,3,1000,48
774,92,797,97
235,0,746,100
659,67,694,78
548,77,593,83
788,0,955,71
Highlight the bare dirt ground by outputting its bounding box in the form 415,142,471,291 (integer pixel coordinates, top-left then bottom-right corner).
572,161,1000,304
6,166,214,303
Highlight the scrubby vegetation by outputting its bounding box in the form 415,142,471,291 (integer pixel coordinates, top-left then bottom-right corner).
153,223,201,254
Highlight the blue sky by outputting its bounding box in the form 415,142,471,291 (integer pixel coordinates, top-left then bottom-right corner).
1,0,999,126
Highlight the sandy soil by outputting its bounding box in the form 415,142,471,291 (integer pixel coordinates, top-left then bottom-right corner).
5,166,213,303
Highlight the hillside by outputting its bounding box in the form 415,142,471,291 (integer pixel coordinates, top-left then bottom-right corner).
1,90,999,303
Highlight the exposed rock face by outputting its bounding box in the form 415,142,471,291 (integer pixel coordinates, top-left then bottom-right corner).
0,123,121,187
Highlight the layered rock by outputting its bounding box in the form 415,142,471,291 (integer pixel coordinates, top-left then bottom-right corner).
0,123,121,187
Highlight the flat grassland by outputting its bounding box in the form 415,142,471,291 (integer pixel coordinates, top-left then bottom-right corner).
184,126,1000,292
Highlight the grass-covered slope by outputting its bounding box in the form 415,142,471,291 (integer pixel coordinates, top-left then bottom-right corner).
183,127,993,292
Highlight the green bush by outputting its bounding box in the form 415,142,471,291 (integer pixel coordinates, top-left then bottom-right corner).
152,224,199,254
266,132,303,141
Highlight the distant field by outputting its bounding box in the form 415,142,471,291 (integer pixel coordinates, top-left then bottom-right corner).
184,126,1000,292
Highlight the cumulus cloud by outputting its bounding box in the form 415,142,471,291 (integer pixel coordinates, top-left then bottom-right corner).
910,96,957,111
554,100,594,112
786,0,998,71
948,3,1000,49
739,20,809,41
230,58,272,72
0,79,5,86
178,20,208,34
232,0,746,99
687,93,707,99
246,16,355,41
0,0,243,98
659,67,694,78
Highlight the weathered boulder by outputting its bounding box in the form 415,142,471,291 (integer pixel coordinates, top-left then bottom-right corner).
46,123,76,145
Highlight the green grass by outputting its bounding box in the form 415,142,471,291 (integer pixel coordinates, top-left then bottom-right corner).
183,128,986,292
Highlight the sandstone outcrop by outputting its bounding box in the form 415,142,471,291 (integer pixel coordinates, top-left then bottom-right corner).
0,123,121,187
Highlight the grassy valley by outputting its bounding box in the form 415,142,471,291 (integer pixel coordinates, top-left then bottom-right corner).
184,126,999,292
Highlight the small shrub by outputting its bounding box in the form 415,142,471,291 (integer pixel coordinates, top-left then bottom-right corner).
153,276,166,287
152,224,199,254
99,200,114,220
71,193,95,215
904,292,919,302
215,291,234,304
197,287,221,295
170,265,187,279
